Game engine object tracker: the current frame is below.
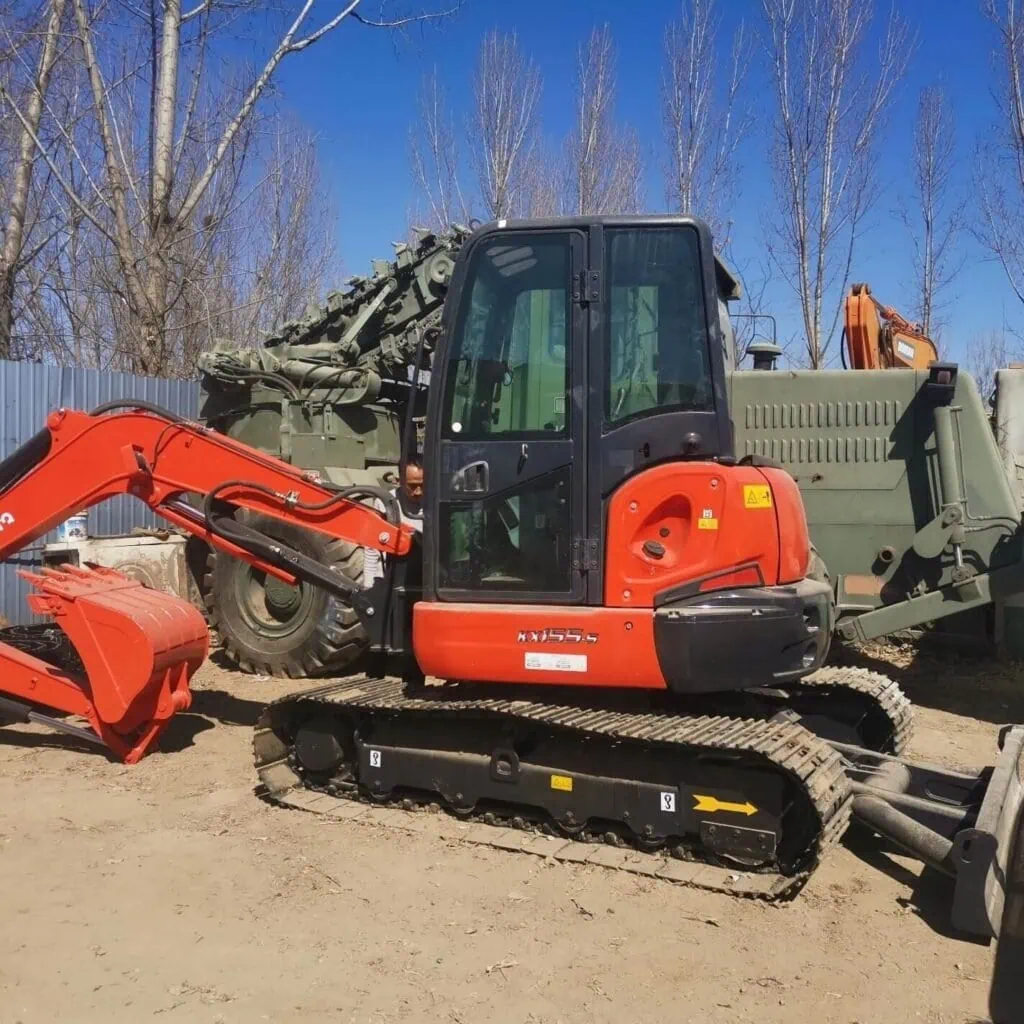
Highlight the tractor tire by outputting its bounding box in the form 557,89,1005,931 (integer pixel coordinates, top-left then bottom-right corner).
203,511,367,679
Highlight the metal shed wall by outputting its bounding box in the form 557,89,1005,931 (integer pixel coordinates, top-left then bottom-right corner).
0,361,199,624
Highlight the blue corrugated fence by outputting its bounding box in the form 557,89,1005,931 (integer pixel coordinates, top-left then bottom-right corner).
0,361,200,624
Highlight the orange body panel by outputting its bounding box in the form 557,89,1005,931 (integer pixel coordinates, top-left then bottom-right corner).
602,462,784,608
762,466,810,584
416,463,815,690
413,603,665,689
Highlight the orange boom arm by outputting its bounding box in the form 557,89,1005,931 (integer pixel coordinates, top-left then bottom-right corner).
0,407,412,563
843,282,939,370
0,403,414,763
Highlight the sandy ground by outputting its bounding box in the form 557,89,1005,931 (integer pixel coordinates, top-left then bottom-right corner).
0,643,1021,1024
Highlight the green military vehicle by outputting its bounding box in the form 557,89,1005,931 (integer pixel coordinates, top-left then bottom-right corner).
197,219,1024,678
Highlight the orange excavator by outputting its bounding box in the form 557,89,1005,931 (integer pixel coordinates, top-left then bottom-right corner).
843,282,939,370
0,216,1019,943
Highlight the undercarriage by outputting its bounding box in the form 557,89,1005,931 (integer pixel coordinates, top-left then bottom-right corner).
255,666,1024,939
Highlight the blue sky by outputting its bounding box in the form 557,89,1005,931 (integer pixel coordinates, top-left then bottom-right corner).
269,0,1016,367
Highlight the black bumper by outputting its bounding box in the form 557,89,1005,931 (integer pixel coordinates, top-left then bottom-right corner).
653,578,834,694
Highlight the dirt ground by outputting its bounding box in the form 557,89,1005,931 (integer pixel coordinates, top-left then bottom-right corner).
1,642,1021,1024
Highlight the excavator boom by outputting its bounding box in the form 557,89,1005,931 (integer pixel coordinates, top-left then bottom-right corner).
844,282,939,369
0,404,413,564
0,402,414,762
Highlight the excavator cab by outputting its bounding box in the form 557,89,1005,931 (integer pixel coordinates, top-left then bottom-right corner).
426,218,729,601
358,216,832,694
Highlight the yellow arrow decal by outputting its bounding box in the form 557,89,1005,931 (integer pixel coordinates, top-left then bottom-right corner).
693,794,758,816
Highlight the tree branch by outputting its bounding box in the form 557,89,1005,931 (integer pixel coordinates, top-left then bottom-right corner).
0,85,116,246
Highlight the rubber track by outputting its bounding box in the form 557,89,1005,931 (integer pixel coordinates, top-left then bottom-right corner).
252,672,898,903
789,666,914,756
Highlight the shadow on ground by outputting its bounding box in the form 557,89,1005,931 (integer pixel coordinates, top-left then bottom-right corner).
0,728,111,759
840,826,989,943
158,687,267,753
209,648,243,672
0,685,267,761
832,640,1024,725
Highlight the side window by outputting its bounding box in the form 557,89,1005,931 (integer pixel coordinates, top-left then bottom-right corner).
605,227,713,428
444,236,570,439
440,468,572,592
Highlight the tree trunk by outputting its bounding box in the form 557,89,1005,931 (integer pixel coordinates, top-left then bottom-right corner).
137,226,172,374
0,0,67,360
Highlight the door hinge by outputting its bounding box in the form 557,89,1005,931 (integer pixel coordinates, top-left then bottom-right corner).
572,537,600,572
573,270,600,305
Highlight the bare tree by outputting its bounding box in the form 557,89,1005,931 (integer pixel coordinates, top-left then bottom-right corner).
977,1,1024,312
564,25,643,216
662,0,752,248
185,117,337,360
520,142,562,217
966,328,1021,406
7,0,454,376
763,0,911,368
0,0,68,360
471,30,542,220
25,109,336,374
410,68,470,232
729,255,775,365
898,86,962,337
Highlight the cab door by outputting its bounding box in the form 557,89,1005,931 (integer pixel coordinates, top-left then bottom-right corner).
425,229,587,604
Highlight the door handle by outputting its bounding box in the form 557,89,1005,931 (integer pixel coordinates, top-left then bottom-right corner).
451,460,489,495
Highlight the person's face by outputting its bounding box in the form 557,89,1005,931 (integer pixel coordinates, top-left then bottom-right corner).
402,464,424,509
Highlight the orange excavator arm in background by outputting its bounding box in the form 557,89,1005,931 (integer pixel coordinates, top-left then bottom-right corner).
843,282,939,370
0,401,414,764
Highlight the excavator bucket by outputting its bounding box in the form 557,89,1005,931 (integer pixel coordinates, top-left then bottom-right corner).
0,563,208,763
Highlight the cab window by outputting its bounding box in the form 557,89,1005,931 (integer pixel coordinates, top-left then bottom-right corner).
444,235,570,439
605,227,713,428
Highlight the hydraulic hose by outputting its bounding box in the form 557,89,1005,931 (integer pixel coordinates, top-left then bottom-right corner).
90,398,187,421
205,510,368,607
203,479,400,527
87,399,399,614
200,478,402,616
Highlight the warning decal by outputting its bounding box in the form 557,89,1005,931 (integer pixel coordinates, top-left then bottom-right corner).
743,484,773,509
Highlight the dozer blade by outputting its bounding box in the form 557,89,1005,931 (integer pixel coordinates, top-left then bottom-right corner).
0,563,208,763
840,723,1024,940
951,725,1024,938
989,784,1024,1021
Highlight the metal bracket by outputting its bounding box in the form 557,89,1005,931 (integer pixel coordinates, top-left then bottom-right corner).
911,505,962,559
573,270,601,305
572,537,599,572
699,820,777,863
489,747,520,784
